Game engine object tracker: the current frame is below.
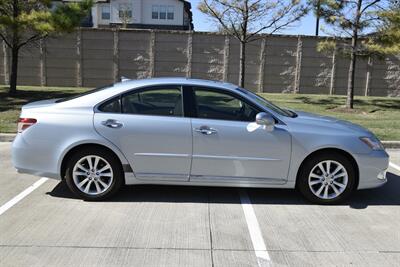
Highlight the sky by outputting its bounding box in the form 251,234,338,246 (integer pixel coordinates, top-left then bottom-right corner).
189,0,325,36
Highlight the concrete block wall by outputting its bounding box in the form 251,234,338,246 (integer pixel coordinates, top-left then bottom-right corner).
155,32,189,77
119,30,152,80
192,33,225,81
1,28,400,96
45,34,78,87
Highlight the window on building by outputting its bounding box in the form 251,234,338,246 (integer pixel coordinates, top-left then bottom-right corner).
159,6,166,19
152,5,159,19
167,6,174,20
152,5,174,20
101,6,110,20
119,4,132,19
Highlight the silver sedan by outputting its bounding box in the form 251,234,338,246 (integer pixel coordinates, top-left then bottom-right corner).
12,78,389,204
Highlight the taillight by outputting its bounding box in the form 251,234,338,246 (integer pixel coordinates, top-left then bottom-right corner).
17,118,37,133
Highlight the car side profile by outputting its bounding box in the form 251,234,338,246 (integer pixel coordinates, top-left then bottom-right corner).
12,78,389,204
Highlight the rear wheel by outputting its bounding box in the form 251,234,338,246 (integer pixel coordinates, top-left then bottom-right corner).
65,148,123,200
297,152,356,204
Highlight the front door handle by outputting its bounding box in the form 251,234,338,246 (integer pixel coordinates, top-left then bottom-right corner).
101,119,123,129
194,126,218,135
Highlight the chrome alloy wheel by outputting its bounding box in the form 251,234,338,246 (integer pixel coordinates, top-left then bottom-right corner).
72,155,114,195
308,160,348,200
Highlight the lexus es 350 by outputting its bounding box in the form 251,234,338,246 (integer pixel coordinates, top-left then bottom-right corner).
12,78,389,204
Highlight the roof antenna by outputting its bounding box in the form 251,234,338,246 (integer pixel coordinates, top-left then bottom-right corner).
120,76,130,82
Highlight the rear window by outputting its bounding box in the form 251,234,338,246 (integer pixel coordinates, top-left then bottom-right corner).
98,97,121,113
55,85,112,103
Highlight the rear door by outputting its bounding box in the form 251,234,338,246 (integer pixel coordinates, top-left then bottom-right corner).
94,85,192,181
189,87,291,184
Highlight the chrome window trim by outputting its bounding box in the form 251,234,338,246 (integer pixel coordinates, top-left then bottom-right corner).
93,83,286,125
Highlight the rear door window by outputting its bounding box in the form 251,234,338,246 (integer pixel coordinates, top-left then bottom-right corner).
121,86,183,117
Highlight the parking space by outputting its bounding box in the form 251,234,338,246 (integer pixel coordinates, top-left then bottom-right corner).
0,143,40,207
1,142,400,266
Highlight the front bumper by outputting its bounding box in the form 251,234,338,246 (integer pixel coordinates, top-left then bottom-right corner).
354,150,389,190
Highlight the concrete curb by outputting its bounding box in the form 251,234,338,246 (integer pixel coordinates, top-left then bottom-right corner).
0,134,16,142
383,141,400,149
1,133,399,148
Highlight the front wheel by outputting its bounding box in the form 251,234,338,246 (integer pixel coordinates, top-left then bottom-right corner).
65,148,123,200
297,152,356,204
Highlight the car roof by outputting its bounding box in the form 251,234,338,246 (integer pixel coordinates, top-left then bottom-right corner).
110,77,239,93
57,77,241,109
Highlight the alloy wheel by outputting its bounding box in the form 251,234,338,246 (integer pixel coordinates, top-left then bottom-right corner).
308,160,348,200
72,155,114,195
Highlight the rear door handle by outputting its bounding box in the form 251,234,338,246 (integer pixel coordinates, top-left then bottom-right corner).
194,126,218,135
101,119,123,129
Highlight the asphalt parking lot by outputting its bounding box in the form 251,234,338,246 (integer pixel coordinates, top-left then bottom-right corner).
1,142,400,267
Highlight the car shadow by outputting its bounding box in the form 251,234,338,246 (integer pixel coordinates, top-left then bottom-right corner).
47,171,400,209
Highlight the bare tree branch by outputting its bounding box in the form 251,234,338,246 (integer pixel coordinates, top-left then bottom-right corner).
17,33,45,49
0,31,12,48
361,0,381,14
198,0,308,87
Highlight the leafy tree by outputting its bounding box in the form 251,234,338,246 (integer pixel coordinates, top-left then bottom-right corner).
317,0,386,109
0,0,92,95
367,2,400,54
198,0,308,88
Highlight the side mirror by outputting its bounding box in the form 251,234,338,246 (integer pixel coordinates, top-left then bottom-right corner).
255,112,275,131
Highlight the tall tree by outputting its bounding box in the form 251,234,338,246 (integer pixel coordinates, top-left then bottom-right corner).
310,0,322,36
317,0,385,109
0,0,92,95
367,2,400,54
198,0,308,88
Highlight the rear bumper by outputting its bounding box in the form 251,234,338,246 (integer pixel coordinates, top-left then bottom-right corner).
354,150,389,190
12,134,61,180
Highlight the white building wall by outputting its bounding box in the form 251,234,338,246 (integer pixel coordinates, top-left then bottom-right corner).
91,6,98,27
92,0,184,27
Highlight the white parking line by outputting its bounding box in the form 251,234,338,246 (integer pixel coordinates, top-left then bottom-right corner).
389,162,400,172
0,177,48,216
239,190,271,267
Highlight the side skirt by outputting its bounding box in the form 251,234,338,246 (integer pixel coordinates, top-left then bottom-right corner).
124,173,293,188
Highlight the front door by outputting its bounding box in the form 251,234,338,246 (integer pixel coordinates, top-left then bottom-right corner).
189,87,291,184
94,85,192,181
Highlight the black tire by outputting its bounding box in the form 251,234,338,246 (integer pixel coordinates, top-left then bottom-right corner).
297,151,357,204
65,147,123,201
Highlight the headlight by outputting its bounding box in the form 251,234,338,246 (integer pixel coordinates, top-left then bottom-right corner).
360,136,384,150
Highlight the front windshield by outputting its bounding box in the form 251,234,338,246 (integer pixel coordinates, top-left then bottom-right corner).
236,88,295,117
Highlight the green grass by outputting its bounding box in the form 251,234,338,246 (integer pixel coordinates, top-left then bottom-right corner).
1,86,400,140
0,86,87,133
259,93,400,141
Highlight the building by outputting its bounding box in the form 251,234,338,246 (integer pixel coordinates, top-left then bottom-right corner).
57,0,193,30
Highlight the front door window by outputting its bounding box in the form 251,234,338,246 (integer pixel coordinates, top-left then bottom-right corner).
193,88,259,122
